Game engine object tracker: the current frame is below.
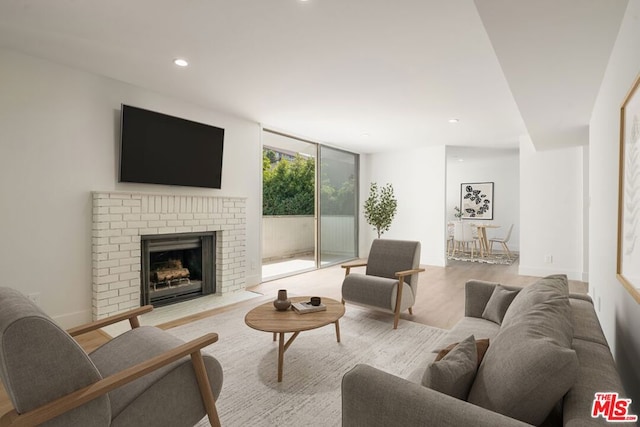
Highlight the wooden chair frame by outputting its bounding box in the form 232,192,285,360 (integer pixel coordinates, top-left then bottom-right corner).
342,261,425,329
0,306,221,427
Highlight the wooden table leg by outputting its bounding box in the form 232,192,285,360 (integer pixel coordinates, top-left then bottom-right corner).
277,332,285,382
478,228,488,257
335,320,341,343
277,331,300,382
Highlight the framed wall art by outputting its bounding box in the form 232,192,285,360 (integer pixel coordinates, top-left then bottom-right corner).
460,182,493,220
617,72,640,304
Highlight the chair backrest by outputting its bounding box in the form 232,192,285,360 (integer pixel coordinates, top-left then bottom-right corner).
366,239,421,290
0,287,110,426
503,224,514,242
454,222,474,242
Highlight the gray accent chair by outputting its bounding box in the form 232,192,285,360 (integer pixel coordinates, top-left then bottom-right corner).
341,239,424,329
0,287,223,427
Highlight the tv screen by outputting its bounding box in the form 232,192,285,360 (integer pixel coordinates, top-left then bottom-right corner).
119,105,224,189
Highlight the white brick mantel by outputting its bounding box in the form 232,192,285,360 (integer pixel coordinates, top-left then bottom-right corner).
92,191,246,320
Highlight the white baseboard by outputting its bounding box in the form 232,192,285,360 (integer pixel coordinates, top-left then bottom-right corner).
245,273,262,287
423,255,446,267
518,265,584,281
52,309,92,329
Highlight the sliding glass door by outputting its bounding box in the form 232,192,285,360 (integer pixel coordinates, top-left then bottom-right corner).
261,130,358,280
262,131,316,280
318,146,358,266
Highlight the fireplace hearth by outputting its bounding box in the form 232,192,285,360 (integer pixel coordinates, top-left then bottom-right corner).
141,232,215,307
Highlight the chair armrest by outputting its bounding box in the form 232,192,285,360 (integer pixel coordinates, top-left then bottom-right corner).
341,260,368,276
342,364,531,427
0,333,219,427
395,267,425,278
67,305,154,337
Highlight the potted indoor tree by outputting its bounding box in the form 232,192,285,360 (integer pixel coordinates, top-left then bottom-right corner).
364,182,397,238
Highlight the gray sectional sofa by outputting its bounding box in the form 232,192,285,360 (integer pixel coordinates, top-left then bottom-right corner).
342,275,633,426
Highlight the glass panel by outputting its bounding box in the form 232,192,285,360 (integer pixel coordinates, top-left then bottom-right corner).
319,146,358,266
261,131,317,280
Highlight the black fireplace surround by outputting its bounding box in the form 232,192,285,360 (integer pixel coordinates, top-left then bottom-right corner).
141,232,215,307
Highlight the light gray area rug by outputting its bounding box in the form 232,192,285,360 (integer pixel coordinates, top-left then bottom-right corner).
448,251,519,265
167,305,447,427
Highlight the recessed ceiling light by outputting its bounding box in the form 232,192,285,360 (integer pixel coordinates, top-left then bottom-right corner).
448,118,459,123
361,133,370,138
173,58,189,67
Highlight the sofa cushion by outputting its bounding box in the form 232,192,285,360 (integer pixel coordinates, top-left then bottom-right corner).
422,335,478,400
467,308,579,425
433,317,501,351
501,274,569,329
481,285,518,325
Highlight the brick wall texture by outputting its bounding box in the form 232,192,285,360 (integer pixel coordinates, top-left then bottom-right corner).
92,191,246,319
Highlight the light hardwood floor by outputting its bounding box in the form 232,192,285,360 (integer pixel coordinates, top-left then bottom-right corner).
0,260,587,418
249,259,588,330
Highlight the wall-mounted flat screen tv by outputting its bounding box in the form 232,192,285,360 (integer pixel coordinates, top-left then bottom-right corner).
119,104,224,189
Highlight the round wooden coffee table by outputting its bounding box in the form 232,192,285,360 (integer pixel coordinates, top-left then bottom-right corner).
245,296,345,382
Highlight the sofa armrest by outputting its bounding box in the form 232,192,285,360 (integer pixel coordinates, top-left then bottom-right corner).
568,293,593,303
465,280,499,318
342,364,531,427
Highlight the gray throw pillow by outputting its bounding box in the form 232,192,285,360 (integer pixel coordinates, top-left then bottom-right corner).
481,285,519,325
422,335,478,400
467,307,579,425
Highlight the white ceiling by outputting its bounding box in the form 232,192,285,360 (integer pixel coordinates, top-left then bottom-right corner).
0,0,628,154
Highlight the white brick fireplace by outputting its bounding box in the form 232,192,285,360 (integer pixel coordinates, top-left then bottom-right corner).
92,191,246,320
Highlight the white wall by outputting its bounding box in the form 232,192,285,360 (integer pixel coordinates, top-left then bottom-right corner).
446,147,520,251
0,48,262,327
589,0,640,407
518,136,585,280
360,146,447,266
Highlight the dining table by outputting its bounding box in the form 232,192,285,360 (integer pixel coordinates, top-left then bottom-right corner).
472,223,501,257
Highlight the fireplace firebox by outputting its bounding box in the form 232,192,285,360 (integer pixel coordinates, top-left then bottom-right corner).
141,232,215,307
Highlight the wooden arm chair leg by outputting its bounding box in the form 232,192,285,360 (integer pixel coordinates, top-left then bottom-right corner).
191,351,221,427
392,277,406,330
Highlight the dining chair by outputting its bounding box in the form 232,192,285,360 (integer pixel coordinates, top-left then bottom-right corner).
446,222,455,256
453,222,477,259
489,223,514,259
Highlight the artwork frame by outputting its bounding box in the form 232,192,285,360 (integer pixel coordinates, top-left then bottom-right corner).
617,73,640,304
460,182,494,220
